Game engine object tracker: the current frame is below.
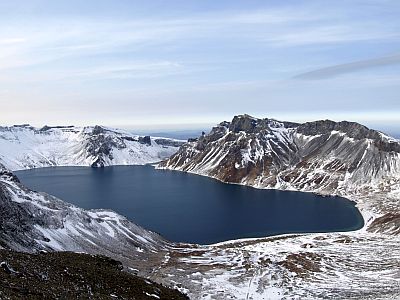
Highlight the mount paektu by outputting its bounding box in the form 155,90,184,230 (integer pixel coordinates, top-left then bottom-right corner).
0,115,399,299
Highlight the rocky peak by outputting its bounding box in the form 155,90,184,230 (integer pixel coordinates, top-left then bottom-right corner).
297,120,400,153
12,124,31,128
92,125,106,135
296,120,371,139
138,135,151,146
229,114,258,133
227,115,299,134
0,164,19,183
39,125,75,132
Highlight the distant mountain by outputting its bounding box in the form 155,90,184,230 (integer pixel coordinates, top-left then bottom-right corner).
140,129,209,141
0,125,184,171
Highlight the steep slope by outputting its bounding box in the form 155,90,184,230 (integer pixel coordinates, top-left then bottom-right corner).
0,125,183,171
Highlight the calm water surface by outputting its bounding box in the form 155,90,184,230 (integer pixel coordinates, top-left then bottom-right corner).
16,166,364,244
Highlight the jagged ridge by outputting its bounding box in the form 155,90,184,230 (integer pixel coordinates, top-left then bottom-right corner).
161,115,399,194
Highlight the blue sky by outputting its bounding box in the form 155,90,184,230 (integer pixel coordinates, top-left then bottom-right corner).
0,0,399,132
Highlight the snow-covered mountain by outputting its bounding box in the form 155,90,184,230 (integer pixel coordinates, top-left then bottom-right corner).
1,116,400,299
0,124,183,171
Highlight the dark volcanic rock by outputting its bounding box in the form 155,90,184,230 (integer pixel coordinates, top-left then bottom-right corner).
297,120,400,152
297,120,373,140
85,127,126,167
39,125,75,132
92,125,106,135
229,114,257,133
0,250,189,300
122,136,138,142
138,135,152,146
227,115,299,134
0,182,38,251
155,138,184,147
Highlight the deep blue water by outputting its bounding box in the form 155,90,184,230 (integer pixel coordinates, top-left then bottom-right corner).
15,166,364,244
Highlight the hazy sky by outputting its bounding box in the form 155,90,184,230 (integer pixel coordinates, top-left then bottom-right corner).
0,0,399,132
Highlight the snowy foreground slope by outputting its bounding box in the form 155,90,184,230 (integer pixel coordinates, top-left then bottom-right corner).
1,116,400,299
0,124,183,171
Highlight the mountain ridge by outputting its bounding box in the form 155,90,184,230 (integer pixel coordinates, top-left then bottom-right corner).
0,124,184,171
160,114,400,198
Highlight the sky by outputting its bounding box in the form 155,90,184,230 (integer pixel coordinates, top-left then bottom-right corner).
0,0,399,133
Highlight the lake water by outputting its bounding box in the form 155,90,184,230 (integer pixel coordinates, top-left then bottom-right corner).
15,166,364,244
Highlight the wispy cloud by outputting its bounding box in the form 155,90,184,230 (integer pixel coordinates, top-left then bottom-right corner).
0,38,26,45
0,5,397,71
294,53,400,79
264,25,399,47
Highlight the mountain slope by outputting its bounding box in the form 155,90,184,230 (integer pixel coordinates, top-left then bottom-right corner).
0,125,183,171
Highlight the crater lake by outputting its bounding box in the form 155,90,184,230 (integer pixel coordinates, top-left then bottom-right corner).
15,166,364,244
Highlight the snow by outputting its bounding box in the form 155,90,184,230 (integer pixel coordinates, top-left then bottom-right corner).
145,292,160,299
